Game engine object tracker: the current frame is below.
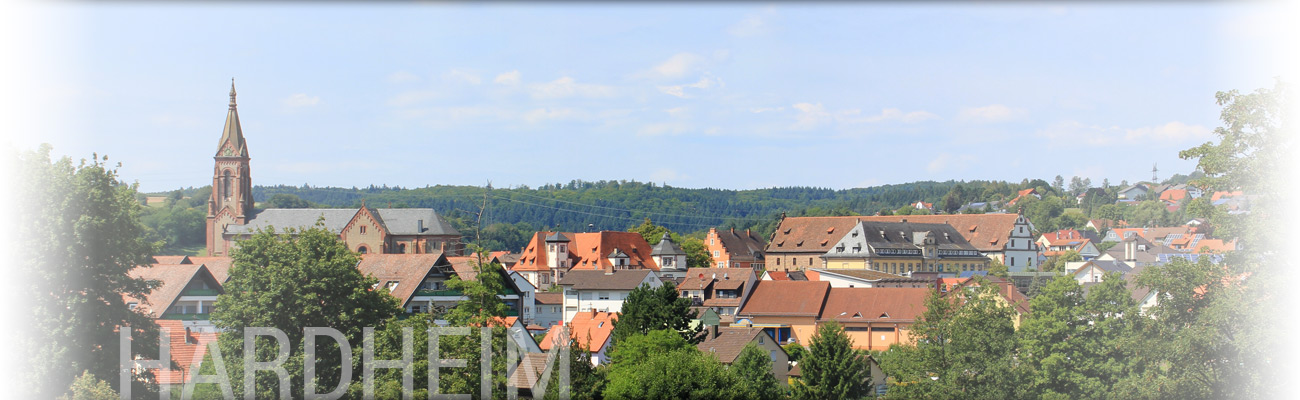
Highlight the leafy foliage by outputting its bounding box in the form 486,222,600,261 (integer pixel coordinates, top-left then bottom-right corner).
732,343,784,400
611,282,701,345
18,146,161,398
629,218,714,268
604,342,746,400
792,321,868,400
210,222,401,398
60,371,120,400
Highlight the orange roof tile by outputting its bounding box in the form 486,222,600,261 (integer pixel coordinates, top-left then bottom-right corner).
355,254,448,306
126,264,222,318
818,287,931,322
152,321,220,385
539,311,617,353
738,280,830,317
767,214,1025,254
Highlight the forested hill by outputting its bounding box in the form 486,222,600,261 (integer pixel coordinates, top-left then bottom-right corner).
233,179,1037,235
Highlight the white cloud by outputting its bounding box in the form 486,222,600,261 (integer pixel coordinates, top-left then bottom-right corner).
1126,121,1212,142
728,7,777,37
650,53,705,80
522,107,588,124
494,70,521,85
927,153,975,174
664,107,689,117
958,104,1027,123
862,108,939,123
387,90,439,107
1038,120,1211,146
750,106,785,114
282,94,321,108
791,102,832,130
638,122,692,136
442,69,482,85
386,71,420,84
657,75,721,98
529,77,617,99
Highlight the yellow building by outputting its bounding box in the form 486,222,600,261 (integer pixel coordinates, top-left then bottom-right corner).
820,221,990,275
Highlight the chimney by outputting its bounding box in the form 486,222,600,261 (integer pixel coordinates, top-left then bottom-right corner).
604,261,614,275
1124,239,1137,262
418,219,425,233
708,324,719,340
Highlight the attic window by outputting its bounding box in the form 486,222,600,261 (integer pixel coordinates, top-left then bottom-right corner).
968,225,977,232
853,312,862,318
851,231,859,238
796,240,804,247
827,227,835,234
880,312,890,319
385,281,399,291
777,240,785,247
836,244,845,253
820,239,829,246
783,228,791,234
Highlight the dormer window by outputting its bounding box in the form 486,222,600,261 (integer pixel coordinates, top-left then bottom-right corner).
385,281,399,292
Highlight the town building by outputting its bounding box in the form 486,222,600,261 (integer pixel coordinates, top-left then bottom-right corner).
678,268,759,323
819,221,991,275
705,227,767,271
511,231,663,291
803,269,904,288
354,253,534,323
204,83,460,256
557,268,661,322
697,327,789,385
539,310,617,366
764,214,1039,273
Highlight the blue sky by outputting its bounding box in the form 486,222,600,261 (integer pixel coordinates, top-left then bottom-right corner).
3,2,1293,193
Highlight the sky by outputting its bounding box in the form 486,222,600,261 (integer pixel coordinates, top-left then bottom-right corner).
2,1,1296,193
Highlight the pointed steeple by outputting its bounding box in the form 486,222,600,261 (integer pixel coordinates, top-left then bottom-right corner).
216,78,249,158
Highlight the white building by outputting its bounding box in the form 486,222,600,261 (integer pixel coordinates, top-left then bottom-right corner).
558,268,661,323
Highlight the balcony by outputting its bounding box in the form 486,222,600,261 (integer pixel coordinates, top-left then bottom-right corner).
181,289,220,296
414,289,463,297
160,313,210,321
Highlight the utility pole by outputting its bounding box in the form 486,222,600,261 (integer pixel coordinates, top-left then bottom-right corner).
476,180,491,243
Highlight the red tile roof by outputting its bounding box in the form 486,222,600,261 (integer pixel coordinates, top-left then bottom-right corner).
1159,189,1188,203
818,287,931,323
511,231,658,272
738,280,831,317
152,320,220,385
540,311,617,353
1211,191,1243,202
355,254,447,306
126,264,222,318
187,256,233,283
766,214,1027,255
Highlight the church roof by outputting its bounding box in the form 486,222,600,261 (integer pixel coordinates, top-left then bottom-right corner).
216,80,249,158
650,233,686,256
226,207,459,237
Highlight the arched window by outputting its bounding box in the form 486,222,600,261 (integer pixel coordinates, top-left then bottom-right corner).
222,170,232,198
358,245,369,254
398,243,407,253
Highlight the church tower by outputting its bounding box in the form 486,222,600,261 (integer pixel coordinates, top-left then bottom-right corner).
206,80,254,256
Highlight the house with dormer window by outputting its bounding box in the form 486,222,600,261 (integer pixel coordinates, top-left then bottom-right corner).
510,231,663,291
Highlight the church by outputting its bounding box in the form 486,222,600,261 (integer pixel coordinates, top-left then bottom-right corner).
206,82,462,256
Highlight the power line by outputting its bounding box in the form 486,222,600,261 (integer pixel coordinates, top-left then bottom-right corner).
487,194,770,230
499,188,751,223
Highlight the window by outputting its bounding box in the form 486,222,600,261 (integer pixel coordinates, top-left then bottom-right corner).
713,250,720,257
358,245,369,254
398,243,407,253
127,302,138,311
360,225,367,234
770,350,777,362
385,281,399,292
598,292,610,300
717,261,725,267
759,335,765,345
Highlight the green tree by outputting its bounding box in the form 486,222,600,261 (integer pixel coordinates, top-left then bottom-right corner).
1041,250,1082,273
604,345,745,400
263,193,315,209
611,282,701,345
940,184,966,214
1017,275,1134,399
732,343,783,400
210,222,401,398
629,218,713,268
609,329,691,365
783,342,809,363
442,246,511,326
60,371,120,400
792,321,867,400
888,280,1019,399
18,147,161,398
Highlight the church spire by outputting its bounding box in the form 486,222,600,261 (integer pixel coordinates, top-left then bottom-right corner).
217,78,248,158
